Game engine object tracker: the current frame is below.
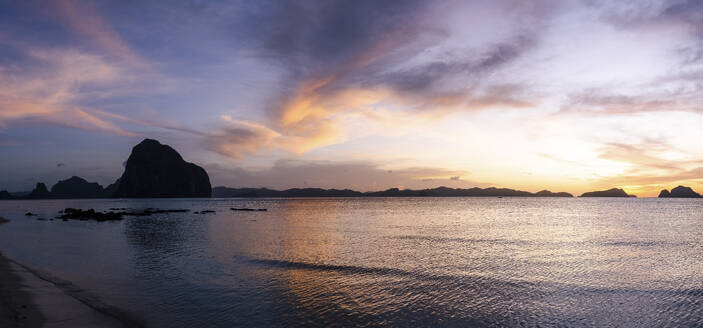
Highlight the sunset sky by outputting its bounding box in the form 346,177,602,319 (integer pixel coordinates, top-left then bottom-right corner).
2,0,703,196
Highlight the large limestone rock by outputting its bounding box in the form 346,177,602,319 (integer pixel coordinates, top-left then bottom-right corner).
113,139,211,198
50,176,104,199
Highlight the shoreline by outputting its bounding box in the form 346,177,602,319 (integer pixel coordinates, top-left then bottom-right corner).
0,249,44,327
0,218,143,328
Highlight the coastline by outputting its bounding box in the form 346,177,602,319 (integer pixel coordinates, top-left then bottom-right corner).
0,217,141,328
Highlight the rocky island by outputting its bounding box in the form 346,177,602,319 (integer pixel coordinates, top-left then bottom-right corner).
658,186,701,198
579,188,636,197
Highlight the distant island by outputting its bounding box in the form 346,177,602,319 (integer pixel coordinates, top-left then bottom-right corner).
0,139,211,199
212,186,574,198
658,186,702,198
579,188,636,197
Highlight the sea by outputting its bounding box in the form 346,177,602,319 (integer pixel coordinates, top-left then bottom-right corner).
0,197,702,327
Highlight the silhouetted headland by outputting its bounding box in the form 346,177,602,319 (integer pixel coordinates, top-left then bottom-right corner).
658,186,701,198
113,139,211,198
1,138,211,199
212,186,574,198
579,188,636,197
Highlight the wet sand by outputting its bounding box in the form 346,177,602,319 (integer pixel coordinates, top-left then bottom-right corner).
0,217,137,328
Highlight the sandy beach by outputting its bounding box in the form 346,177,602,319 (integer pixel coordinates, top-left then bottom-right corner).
0,217,136,328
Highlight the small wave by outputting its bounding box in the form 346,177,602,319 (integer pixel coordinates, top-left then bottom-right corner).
238,256,536,292
391,235,531,245
242,256,424,278
391,235,691,248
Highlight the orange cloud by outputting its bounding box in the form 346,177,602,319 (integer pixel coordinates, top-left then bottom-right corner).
0,46,167,137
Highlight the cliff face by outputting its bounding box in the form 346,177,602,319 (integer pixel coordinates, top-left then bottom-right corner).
580,188,635,197
658,186,701,198
50,176,104,199
113,139,211,198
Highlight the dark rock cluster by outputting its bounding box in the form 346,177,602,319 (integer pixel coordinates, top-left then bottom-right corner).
58,208,124,221
55,207,191,221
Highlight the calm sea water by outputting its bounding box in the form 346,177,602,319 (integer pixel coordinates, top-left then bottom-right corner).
0,198,702,327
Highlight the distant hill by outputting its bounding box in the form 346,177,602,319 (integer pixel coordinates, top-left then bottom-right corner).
658,186,701,198
51,176,105,199
580,188,636,197
212,186,574,198
0,190,12,200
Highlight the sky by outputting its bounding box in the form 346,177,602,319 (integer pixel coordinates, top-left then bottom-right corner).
1,0,703,196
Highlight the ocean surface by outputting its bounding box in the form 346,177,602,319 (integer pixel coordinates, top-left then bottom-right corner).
0,197,702,327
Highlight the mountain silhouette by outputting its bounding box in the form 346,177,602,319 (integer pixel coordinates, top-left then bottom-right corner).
113,139,211,198
212,186,574,198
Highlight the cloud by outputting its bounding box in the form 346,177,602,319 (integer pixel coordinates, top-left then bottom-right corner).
559,87,703,116
52,0,146,67
205,118,282,159
597,140,686,170
0,46,136,135
205,159,483,191
205,1,553,159
590,138,703,194
0,140,20,147
0,41,200,137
